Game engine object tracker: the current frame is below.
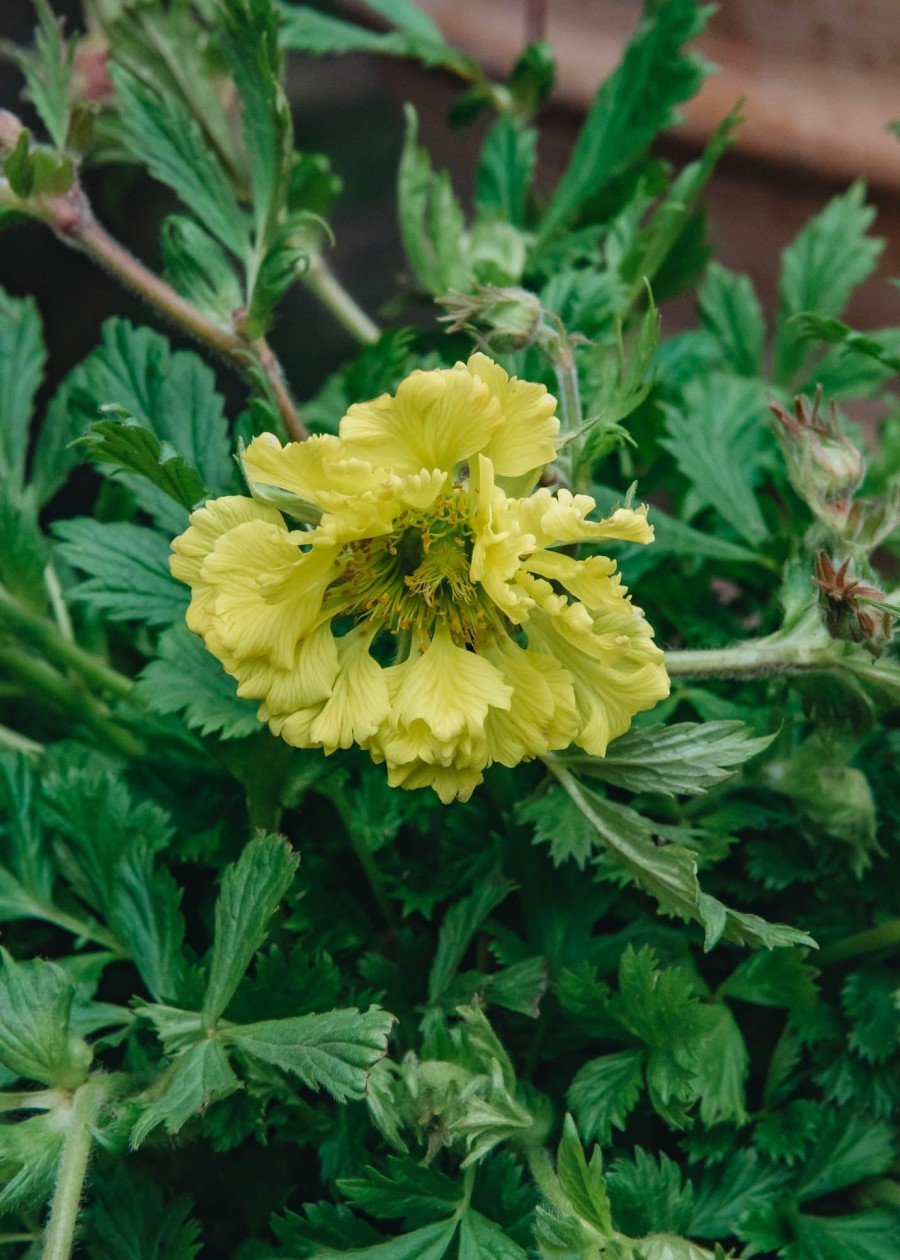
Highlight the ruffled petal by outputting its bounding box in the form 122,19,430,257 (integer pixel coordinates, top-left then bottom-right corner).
481,637,579,766
309,626,391,753
465,352,559,480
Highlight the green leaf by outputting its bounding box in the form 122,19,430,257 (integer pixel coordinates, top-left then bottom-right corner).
137,621,262,740
428,877,514,1003
795,1109,895,1201
475,118,537,228
565,721,774,797
202,833,299,1026
0,950,91,1088
0,287,45,486
224,1006,394,1101
689,1150,788,1238
312,1218,458,1260
278,5,475,78
86,1170,202,1260
161,216,244,328
606,1149,695,1238
0,480,49,610
692,1004,748,1126
15,0,75,151
567,1050,645,1144
662,373,770,545
109,62,249,259
220,0,290,249
774,182,882,384
338,1157,459,1221
361,0,446,39
458,1210,528,1260
0,1110,65,1214
790,1209,900,1260
519,785,596,869
398,105,467,296
790,312,900,378
698,262,765,376
556,1114,613,1235
550,768,816,951
76,412,208,510
536,0,711,244
487,956,548,1019
131,1037,241,1147
31,319,232,511
842,967,900,1064
719,949,819,1009
52,518,188,627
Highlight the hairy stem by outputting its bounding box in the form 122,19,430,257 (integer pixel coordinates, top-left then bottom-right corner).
0,177,307,442
303,254,380,345
819,918,900,965
664,639,839,678
42,1081,103,1260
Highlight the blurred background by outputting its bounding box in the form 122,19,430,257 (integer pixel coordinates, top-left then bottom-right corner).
2,0,900,404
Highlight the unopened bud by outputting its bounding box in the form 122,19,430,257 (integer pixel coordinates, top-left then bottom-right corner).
0,111,25,158
813,551,893,656
438,284,542,352
769,388,865,533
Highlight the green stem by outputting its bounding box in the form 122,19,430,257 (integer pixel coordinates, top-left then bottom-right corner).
552,350,583,437
0,586,134,699
42,1081,103,1260
0,647,144,760
302,255,380,345
664,638,838,678
0,723,44,756
819,918,900,965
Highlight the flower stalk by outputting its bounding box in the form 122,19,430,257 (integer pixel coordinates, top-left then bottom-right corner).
42,1080,104,1260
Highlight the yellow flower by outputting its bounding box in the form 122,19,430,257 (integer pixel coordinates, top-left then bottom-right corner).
171,353,669,802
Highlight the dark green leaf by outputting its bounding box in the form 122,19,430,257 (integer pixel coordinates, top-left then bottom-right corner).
131,1038,241,1147
568,721,774,796
567,1049,645,1144
76,412,208,510
0,286,44,486
537,0,711,244
556,1114,613,1235
161,216,244,328
202,833,299,1026
0,950,91,1087
774,182,882,384
15,0,75,151
475,119,537,228
662,373,770,544
790,1209,900,1260
698,262,765,376
312,1218,458,1260
86,1170,202,1260
137,621,262,740
224,1006,394,1101
52,518,187,627
795,1109,895,1201
339,1158,459,1221
458,1209,528,1260
719,949,819,1009
607,1149,695,1238
428,877,514,1003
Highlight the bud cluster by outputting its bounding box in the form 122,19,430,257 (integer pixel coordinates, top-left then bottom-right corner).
769,387,865,537
813,552,893,656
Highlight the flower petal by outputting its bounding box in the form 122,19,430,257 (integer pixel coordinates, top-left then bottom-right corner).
465,352,558,480
309,626,391,753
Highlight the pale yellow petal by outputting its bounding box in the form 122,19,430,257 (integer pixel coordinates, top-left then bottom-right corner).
309,627,390,753
340,366,504,474
481,637,579,766
470,455,536,624
232,622,339,715
524,549,623,612
386,758,484,804
515,488,654,549
465,352,559,480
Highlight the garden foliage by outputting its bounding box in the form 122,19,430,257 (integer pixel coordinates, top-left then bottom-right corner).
0,0,899,1256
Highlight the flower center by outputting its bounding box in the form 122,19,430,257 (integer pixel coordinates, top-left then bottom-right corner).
336,490,500,646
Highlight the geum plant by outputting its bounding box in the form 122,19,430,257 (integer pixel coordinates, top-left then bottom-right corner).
0,0,899,1257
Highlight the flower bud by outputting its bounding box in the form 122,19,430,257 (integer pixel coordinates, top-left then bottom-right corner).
438,284,543,352
769,388,865,533
813,551,893,656
0,111,25,158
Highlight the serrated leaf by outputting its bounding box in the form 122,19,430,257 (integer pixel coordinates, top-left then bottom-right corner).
0,480,49,610
547,765,816,952
86,1170,203,1260
161,216,244,327
15,0,75,152
311,1217,458,1260
137,621,261,740
109,62,249,259
565,721,774,797
0,287,45,486
842,967,900,1064
790,1208,900,1260
398,105,467,296
556,1114,613,1235
567,1050,644,1145
698,262,765,376
428,877,514,1003
662,373,770,545
0,950,91,1088
536,0,711,244
76,413,208,510
475,118,537,228
458,1209,528,1260
0,1110,65,1214
224,1006,394,1101
131,1037,241,1147
692,1004,748,1127
338,1157,459,1221
774,182,883,384
795,1108,895,1201
719,949,819,1009
202,833,299,1026
52,518,187,627
278,5,475,78
519,785,596,869
688,1150,788,1238
607,1149,695,1239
